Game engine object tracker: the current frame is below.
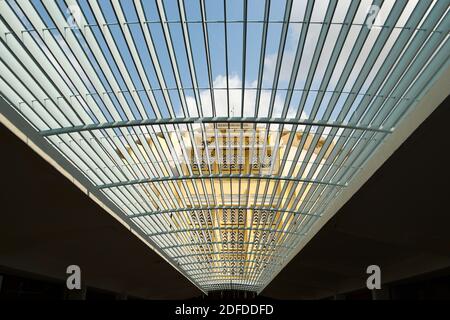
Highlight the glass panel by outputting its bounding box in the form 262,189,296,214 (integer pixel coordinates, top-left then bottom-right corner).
1,0,448,292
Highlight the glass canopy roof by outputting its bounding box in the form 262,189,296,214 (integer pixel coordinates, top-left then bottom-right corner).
1,0,449,293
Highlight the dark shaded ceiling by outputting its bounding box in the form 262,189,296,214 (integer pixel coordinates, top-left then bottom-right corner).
0,96,449,299
262,95,450,299
0,122,200,299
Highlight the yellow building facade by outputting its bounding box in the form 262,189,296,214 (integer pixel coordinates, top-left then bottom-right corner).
118,123,330,286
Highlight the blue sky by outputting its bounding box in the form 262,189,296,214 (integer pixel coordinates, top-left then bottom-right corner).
27,0,309,120
9,0,417,126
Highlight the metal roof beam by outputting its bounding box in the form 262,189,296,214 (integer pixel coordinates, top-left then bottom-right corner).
97,174,346,189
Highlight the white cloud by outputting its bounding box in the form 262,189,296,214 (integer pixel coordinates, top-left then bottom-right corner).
185,74,307,120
